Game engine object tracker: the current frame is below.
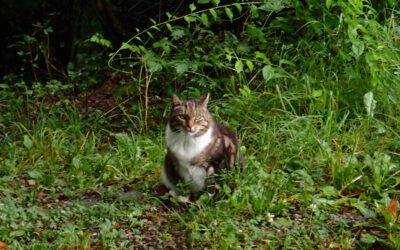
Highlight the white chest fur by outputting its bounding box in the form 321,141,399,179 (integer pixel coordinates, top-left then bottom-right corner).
166,124,213,192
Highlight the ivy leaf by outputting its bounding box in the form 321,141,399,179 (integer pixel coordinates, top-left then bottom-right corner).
235,60,244,73
225,7,233,21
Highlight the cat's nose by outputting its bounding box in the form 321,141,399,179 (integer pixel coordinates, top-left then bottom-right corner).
186,118,195,129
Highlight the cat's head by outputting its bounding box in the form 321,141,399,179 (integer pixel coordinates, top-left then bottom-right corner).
169,93,212,136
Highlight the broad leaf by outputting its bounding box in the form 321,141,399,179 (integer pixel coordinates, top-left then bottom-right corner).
235,60,244,73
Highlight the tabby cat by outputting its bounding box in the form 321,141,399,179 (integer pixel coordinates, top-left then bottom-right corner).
162,93,240,200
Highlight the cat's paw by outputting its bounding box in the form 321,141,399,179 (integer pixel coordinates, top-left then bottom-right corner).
168,190,190,203
176,195,190,203
169,189,179,197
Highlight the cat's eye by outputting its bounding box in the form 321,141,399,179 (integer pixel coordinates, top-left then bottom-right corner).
195,117,203,122
177,114,186,120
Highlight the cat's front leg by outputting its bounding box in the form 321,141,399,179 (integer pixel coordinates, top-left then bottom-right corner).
162,152,180,195
162,153,191,202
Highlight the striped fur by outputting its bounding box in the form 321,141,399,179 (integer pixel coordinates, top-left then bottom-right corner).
163,93,239,198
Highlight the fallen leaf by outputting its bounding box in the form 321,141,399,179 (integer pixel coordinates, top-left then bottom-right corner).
385,198,398,221
0,241,8,250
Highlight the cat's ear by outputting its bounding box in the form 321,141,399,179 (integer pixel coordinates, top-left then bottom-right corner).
172,94,181,106
198,93,210,107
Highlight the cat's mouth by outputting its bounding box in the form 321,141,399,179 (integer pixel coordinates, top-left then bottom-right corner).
186,127,198,136
187,130,196,136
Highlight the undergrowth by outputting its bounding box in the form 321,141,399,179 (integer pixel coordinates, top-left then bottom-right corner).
1,0,400,249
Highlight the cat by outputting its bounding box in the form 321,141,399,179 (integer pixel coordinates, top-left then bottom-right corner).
162,93,240,201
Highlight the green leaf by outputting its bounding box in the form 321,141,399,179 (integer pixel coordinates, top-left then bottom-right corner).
148,60,163,73
262,65,274,82
211,0,220,6
322,186,338,197
88,33,112,48
360,233,377,244
146,31,154,39
166,23,173,32
171,28,185,39
23,135,33,149
225,7,233,21
246,60,254,73
120,42,141,53
352,201,376,218
176,62,189,74
189,3,196,12
234,3,242,13
209,9,218,20
271,218,292,228
250,5,259,18
255,51,271,64
200,13,209,27
184,15,196,24
150,25,160,32
326,0,333,9
149,18,157,25
198,0,210,4
28,169,43,179
260,2,285,12
72,156,81,169
10,230,25,237
363,91,376,117
247,25,266,42
235,60,244,73
351,41,365,57
262,65,295,83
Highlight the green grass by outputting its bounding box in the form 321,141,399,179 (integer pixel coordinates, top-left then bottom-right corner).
1,86,400,249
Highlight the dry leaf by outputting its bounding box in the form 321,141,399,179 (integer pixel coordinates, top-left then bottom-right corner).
385,198,398,221
0,241,8,250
